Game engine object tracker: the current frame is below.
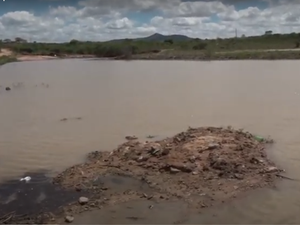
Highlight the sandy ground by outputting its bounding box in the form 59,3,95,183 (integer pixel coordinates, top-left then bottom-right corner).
0,48,57,61
0,48,55,61
17,55,58,61
0,48,13,57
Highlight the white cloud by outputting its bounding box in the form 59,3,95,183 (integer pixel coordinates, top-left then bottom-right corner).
0,0,300,42
105,17,134,29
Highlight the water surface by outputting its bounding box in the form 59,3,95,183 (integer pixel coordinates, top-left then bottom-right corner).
1,59,300,223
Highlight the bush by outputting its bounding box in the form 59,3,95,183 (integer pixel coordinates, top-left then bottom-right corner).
164,39,173,44
193,42,207,50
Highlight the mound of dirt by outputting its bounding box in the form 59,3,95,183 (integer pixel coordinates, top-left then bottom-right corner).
53,126,283,218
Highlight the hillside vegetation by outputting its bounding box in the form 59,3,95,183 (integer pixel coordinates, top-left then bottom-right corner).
1,32,300,59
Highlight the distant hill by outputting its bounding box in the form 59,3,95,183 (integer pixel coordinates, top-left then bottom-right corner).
135,33,193,42
107,33,193,43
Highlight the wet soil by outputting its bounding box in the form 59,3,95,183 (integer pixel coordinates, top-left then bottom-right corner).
0,171,89,224
52,126,283,223
1,127,284,224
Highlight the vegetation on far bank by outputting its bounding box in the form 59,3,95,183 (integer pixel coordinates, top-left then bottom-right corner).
132,49,300,60
1,32,300,60
0,56,17,65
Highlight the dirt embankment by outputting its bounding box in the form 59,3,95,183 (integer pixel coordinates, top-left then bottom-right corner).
0,126,284,224
0,49,13,57
0,48,57,61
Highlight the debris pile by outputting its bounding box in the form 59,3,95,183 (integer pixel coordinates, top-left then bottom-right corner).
54,126,282,212
1,127,283,224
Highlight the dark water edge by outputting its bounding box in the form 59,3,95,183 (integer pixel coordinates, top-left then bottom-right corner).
0,170,85,223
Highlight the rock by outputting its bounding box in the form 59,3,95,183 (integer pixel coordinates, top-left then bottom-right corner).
147,135,155,139
234,173,244,180
5,87,11,91
65,216,74,223
189,156,196,163
78,196,89,205
209,156,228,170
75,186,82,192
169,163,194,173
136,155,149,162
266,166,278,173
207,143,219,150
192,171,199,175
125,135,138,140
145,143,162,156
250,157,264,164
170,167,181,173
161,148,170,156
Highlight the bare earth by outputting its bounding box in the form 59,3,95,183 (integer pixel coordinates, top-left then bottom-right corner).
17,55,58,61
0,49,13,57
48,127,283,224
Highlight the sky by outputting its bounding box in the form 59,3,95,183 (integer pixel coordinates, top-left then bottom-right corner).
0,0,299,42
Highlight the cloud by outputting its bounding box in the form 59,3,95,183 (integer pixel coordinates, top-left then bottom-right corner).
0,0,300,42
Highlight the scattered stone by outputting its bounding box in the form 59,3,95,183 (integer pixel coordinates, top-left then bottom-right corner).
266,166,279,173
170,167,181,173
65,216,74,223
78,197,89,205
145,143,162,156
189,156,196,163
161,148,170,156
142,193,148,198
75,186,82,192
234,174,244,180
125,135,138,140
207,143,219,150
147,135,155,139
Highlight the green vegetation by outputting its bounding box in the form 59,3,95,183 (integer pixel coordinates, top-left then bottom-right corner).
1,32,300,60
132,49,300,60
0,56,17,66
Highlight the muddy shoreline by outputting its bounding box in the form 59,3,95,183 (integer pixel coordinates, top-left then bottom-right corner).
0,127,284,224
17,51,300,61
3,51,300,64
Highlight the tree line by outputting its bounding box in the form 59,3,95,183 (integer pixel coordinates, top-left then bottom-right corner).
1,32,300,58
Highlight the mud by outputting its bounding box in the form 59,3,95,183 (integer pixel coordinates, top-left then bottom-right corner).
1,127,284,224
51,127,283,223
70,200,189,224
0,171,89,224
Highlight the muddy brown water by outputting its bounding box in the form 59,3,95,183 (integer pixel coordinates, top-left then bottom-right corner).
1,59,300,223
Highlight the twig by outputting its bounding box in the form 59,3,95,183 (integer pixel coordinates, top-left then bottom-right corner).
276,174,300,181
0,211,15,223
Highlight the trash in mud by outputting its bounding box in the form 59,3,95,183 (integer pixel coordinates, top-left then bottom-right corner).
60,117,82,122
253,135,265,142
0,171,88,224
19,176,31,182
5,87,11,91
